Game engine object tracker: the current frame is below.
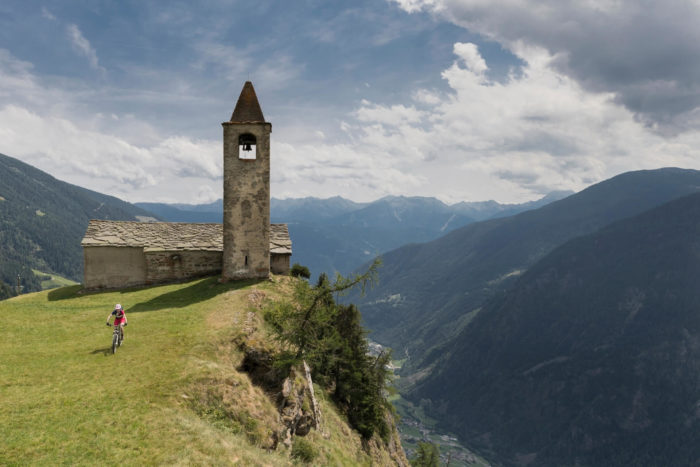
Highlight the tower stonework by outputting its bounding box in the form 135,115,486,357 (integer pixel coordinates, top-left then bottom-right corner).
222,81,272,280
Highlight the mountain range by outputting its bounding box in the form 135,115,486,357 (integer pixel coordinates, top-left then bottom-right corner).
352,168,700,375
137,192,572,280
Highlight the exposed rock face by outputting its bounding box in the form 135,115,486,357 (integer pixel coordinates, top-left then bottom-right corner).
367,411,410,467
303,360,323,434
278,364,319,446
239,344,321,445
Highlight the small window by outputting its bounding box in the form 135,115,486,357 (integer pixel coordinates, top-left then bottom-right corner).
239,134,257,160
244,255,248,266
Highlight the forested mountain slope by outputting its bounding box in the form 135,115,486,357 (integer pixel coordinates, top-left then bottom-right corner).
410,191,700,466
0,153,158,298
353,168,700,371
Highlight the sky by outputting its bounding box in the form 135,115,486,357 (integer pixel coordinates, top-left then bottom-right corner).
1,0,700,204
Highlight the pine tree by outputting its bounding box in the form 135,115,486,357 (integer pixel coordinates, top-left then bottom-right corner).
412,442,440,467
264,259,393,439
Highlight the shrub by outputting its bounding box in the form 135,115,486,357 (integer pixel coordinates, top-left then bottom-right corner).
290,263,311,279
411,442,440,467
291,437,318,463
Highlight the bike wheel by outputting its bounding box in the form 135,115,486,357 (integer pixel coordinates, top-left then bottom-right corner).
112,333,118,354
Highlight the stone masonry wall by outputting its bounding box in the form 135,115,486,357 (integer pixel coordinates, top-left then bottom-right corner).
83,246,146,289
222,121,272,280
271,253,290,275
144,250,222,284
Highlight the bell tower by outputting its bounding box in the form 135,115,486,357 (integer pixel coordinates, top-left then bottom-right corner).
222,81,272,280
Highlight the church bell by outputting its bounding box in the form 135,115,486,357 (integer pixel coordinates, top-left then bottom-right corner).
239,133,256,152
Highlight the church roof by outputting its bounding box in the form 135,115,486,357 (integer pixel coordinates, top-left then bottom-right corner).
229,81,266,123
270,224,293,254
81,220,292,254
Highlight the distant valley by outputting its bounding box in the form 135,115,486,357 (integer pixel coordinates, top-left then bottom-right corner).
350,167,700,466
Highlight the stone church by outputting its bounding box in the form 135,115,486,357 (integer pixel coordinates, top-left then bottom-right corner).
81,82,291,290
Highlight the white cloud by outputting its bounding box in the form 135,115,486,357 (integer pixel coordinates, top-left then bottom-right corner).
194,184,219,204
332,40,700,201
67,24,103,72
272,140,426,200
412,89,442,105
392,0,439,13
453,42,488,76
0,104,221,195
0,49,227,203
355,100,426,126
152,136,221,179
41,7,56,21
2,23,700,208
390,0,700,133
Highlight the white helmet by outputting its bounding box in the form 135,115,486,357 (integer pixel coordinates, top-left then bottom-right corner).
115,303,123,310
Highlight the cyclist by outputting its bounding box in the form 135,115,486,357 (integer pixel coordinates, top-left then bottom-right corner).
106,303,128,342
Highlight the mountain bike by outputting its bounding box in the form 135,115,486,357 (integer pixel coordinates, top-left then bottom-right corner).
111,324,124,354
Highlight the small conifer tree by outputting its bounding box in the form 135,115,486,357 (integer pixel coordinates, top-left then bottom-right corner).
264,258,393,439
411,442,440,467
290,263,311,279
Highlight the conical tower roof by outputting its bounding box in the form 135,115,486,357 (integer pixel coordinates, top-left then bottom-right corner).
229,81,265,123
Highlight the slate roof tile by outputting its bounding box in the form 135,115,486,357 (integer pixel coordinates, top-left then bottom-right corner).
82,220,292,254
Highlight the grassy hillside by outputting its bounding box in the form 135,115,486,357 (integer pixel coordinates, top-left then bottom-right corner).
0,276,406,465
32,269,79,290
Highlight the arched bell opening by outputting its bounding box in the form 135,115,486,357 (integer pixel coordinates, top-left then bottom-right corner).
239,133,257,160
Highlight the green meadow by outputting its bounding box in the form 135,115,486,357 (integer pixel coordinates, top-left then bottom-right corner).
32,270,79,290
0,277,290,465
0,277,403,466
